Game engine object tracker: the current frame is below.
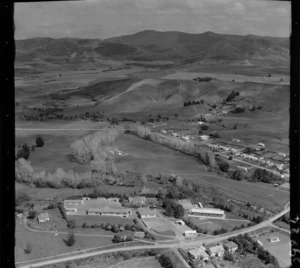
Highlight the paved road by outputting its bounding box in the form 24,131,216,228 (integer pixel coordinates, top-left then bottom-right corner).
16,206,289,268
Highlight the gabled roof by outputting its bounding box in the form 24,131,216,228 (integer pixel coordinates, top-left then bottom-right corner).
189,248,209,258
223,241,238,249
208,245,224,254
137,207,156,217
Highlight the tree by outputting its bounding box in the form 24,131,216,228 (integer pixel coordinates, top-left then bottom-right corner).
17,144,31,160
24,243,32,254
16,192,31,206
229,169,245,181
67,220,76,229
36,136,45,147
28,210,37,219
223,250,234,262
217,159,230,172
65,232,76,247
174,204,185,219
112,234,122,243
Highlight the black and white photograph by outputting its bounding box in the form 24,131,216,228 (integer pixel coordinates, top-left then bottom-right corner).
13,1,293,267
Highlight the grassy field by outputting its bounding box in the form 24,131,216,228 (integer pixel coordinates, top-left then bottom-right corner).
142,218,177,237
186,217,249,233
109,257,163,268
15,222,113,262
255,230,291,268
15,121,109,172
115,134,289,212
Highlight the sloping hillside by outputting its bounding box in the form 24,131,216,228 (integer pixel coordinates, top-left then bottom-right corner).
15,30,289,63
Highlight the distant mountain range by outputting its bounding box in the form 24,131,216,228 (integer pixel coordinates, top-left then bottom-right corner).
15,30,289,63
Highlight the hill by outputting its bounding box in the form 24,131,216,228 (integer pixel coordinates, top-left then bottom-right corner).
15,30,289,64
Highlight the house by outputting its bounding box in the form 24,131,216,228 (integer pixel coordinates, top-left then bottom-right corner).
107,197,120,203
237,166,250,173
137,207,156,218
188,208,225,219
223,241,238,253
268,237,280,243
189,247,209,261
133,231,145,238
16,213,23,219
207,245,225,257
37,212,50,223
200,135,210,141
184,230,197,237
128,196,146,204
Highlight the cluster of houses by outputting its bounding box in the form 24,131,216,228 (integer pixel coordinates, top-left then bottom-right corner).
208,142,289,173
188,241,239,261
63,196,157,219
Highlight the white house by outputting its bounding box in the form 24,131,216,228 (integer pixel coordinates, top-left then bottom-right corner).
268,237,280,243
189,247,209,260
207,245,225,257
37,212,50,223
184,230,197,237
137,207,156,219
223,241,238,253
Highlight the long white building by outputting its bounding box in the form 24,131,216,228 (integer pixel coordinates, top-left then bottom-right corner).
188,208,225,219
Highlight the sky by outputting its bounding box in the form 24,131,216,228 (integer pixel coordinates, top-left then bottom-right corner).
14,0,291,40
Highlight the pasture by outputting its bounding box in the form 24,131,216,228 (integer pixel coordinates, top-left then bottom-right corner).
15,121,108,172
115,134,289,212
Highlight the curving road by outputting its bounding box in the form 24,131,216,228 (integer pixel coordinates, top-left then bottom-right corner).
16,205,289,268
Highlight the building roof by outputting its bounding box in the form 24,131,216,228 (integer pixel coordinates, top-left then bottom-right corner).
137,207,156,217
129,196,146,202
64,198,122,213
208,245,224,254
88,207,131,213
223,241,238,249
37,212,49,221
189,248,209,258
178,199,194,209
189,208,225,214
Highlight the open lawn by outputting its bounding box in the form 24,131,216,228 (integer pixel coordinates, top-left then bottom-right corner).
109,257,163,268
256,231,291,268
186,217,248,233
15,222,113,262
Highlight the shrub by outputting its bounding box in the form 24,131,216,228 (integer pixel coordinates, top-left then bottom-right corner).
36,136,45,147
24,243,32,254
65,232,76,247
67,220,76,229
28,210,37,219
